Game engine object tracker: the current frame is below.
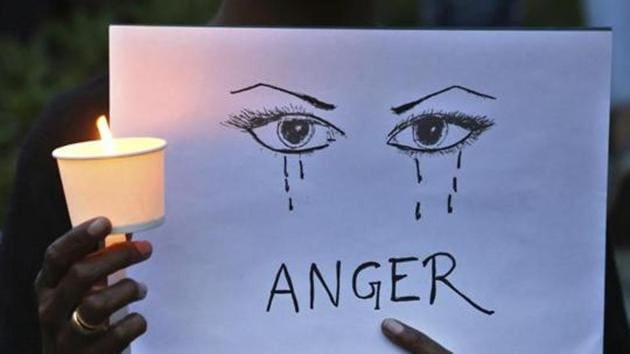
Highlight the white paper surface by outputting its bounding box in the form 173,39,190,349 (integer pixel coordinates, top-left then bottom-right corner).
110,26,611,353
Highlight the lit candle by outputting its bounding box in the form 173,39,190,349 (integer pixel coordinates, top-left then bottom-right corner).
52,115,167,234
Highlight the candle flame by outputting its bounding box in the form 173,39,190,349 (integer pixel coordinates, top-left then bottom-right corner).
96,115,114,153
97,115,113,140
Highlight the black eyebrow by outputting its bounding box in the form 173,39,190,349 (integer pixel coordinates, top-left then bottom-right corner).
230,83,336,111
391,85,496,115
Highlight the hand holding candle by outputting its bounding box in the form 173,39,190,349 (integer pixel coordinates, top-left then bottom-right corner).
34,217,152,353
34,115,167,351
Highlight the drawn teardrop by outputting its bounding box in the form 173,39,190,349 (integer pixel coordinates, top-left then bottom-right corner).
414,157,423,184
415,201,422,220
282,156,293,211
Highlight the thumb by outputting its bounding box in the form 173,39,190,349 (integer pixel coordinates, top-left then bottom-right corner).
381,318,452,354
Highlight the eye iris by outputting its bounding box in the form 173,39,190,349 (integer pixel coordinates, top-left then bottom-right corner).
412,116,448,147
278,118,313,148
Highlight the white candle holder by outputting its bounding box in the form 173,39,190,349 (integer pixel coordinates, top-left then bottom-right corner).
53,137,166,234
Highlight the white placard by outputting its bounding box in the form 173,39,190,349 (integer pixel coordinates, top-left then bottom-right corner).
110,26,611,353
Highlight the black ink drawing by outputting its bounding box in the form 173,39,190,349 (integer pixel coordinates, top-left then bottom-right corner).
224,83,346,211
265,252,494,315
231,83,337,111
387,86,496,219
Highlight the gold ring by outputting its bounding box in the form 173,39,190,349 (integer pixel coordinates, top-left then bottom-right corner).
70,309,108,335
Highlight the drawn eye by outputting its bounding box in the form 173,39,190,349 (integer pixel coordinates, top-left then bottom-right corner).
386,110,494,154
224,105,345,154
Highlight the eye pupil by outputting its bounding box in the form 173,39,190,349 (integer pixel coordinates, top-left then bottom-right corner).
413,116,448,147
278,118,313,148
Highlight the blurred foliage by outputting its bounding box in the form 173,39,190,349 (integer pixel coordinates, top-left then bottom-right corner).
374,0,422,26
0,0,221,225
524,0,583,26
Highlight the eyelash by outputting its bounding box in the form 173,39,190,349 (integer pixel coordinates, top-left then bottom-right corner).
224,104,311,130
388,110,494,155
225,108,492,156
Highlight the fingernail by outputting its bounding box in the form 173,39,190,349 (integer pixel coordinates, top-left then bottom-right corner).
87,217,109,236
382,318,405,335
135,241,153,257
137,282,148,299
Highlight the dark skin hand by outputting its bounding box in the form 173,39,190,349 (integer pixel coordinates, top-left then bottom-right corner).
382,318,452,354
33,218,448,354
34,217,152,354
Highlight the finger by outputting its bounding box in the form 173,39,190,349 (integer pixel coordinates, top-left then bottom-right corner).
78,278,148,326
55,322,99,354
98,233,133,289
35,217,112,289
90,313,147,353
381,318,452,354
48,241,152,322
